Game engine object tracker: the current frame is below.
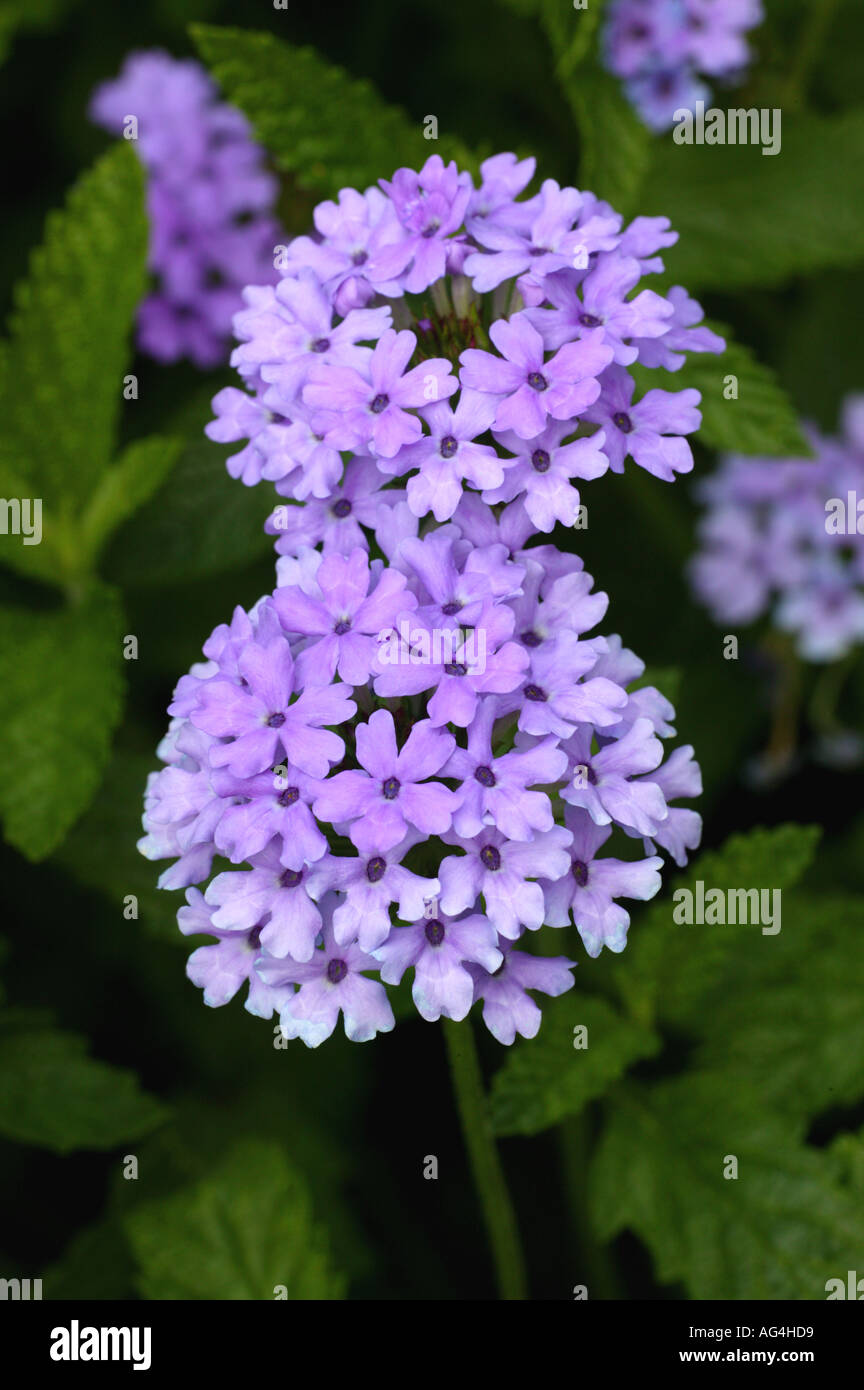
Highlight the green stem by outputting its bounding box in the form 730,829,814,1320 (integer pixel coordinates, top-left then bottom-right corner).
808,652,856,736
559,1110,622,1300
782,0,841,109
442,1017,528,1300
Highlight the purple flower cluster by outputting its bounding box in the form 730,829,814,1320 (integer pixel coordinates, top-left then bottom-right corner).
206,151,723,520
690,398,864,662
142,152,709,1047
90,50,280,367
602,0,764,131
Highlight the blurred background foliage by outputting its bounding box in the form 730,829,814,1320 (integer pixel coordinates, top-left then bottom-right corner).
1,0,864,1300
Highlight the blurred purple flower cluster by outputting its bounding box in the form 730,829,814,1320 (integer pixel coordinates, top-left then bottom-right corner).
141,151,713,1046
603,0,763,131
90,50,281,366
691,398,864,662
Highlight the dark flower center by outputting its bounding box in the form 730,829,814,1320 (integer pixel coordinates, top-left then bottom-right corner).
278,786,299,807
280,868,303,889
311,337,330,353
333,618,352,635
366,856,387,882
424,918,446,946
441,600,462,616
370,393,390,414
580,312,603,328
332,498,352,518
248,923,264,951
351,250,368,266
327,958,348,984
571,859,589,887
382,776,401,800
521,629,542,648
613,411,634,433
444,661,468,677
531,448,551,473
440,435,459,458
524,684,547,702
480,844,502,871
267,712,286,728
474,765,497,788
585,763,598,786
527,371,548,392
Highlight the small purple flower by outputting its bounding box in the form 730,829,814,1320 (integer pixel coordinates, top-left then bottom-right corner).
467,942,576,1045
584,364,701,479
267,457,404,557
444,697,568,840
386,389,503,521
486,422,609,531
374,911,502,1022
281,186,413,313
562,717,668,836
464,179,618,292
379,154,473,292
259,914,395,1046
373,602,529,728
438,824,573,938
274,547,416,685
191,637,355,779
641,744,703,866
543,808,663,956
632,285,724,371
178,888,289,1017
468,152,536,220
305,832,440,953
204,843,323,962
512,631,628,738
312,710,458,853
304,328,457,458
211,765,327,868
460,313,613,441
526,257,674,363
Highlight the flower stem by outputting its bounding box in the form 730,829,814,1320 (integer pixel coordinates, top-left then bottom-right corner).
442,1016,528,1300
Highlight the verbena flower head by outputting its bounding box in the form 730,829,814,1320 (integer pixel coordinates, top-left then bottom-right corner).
142,151,713,1045
602,0,764,131
690,397,864,662
90,50,281,366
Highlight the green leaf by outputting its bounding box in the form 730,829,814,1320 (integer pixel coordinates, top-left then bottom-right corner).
0,144,147,515
538,0,604,78
614,824,821,1029
191,25,479,195
632,325,812,457
125,1137,346,1299
103,431,275,587
0,1029,166,1153
649,109,864,291
54,747,187,944
44,1219,136,1301
0,0,76,66
78,435,184,569
0,586,126,860
490,993,660,1136
591,1076,863,1299
691,895,864,1121
569,66,653,214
